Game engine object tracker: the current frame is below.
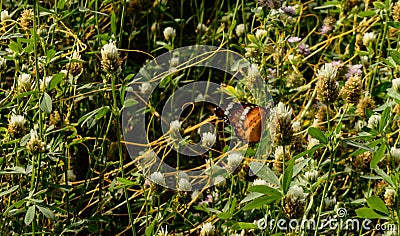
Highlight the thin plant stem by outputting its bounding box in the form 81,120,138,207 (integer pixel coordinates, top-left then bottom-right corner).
111,74,136,236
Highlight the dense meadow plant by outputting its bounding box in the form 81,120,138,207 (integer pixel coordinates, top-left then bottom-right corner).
0,0,400,235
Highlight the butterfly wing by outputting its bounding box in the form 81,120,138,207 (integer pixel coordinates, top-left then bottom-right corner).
244,106,267,143
215,102,268,143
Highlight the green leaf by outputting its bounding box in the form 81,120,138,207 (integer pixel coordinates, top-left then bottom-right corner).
145,219,156,236
379,106,391,132
24,205,36,225
217,212,231,220
111,12,117,37
355,207,388,219
49,73,64,90
242,195,281,211
358,11,376,17
293,158,311,177
249,162,280,186
370,143,386,169
9,40,21,53
37,205,55,220
366,196,389,215
57,0,66,10
247,34,258,45
123,98,138,108
78,107,108,128
230,198,237,215
382,57,396,68
373,2,386,9
23,42,34,54
308,127,327,144
240,192,264,204
46,49,56,63
231,222,258,230
390,51,400,65
248,185,282,197
374,167,395,187
387,87,400,101
389,21,400,30
116,177,135,186
40,92,52,114
94,106,110,120
0,185,19,197
282,158,295,194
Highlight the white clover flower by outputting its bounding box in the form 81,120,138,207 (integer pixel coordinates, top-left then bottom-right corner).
274,146,285,161
316,63,338,80
1,10,10,22
307,138,320,150
355,120,367,132
178,178,192,191
149,171,166,186
30,129,40,142
201,132,216,147
362,32,376,46
255,29,267,39
304,170,318,182
139,82,153,94
227,152,243,170
200,222,215,236
275,102,292,122
235,23,245,37
169,120,181,132
18,73,32,91
324,197,336,208
390,147,400,160
70,50,81,60
247,63,261,82
163,27,176,41
286,185,306,202
253,178,267,186
40,76,52,91
26,129,46,154
214,175,226,186
169,57,180,68
67,169,76,182
157,225,168,236
101,41,120,73
287,54,298,64
221,15,229,23
392,78,400,93
10,114,25,127
360,55,369,65
177,170,189,180
101,41,118,61
292,121,301,132
287,36,301,43
196,23,208,33
367,114,381,129
385,188,396,199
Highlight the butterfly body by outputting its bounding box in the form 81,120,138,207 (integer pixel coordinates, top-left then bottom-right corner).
214,102,269,143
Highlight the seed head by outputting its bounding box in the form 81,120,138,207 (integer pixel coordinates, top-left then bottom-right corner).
339,75,362,104
8,114,26,138
26,129,45,154
101,41,121,74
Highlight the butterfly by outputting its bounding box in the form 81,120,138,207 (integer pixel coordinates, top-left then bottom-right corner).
214,102,270,143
